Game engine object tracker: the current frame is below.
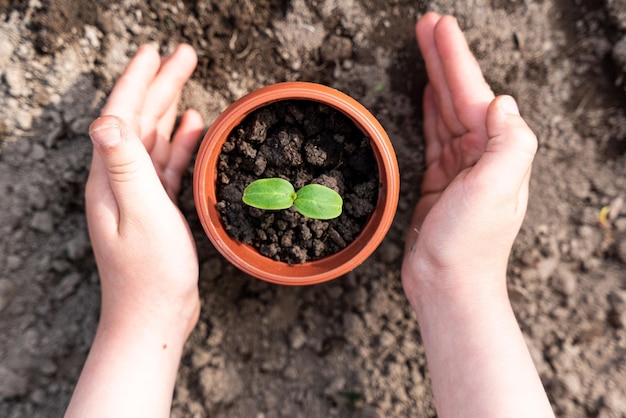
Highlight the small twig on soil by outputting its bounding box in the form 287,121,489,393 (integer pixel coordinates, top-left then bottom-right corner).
573,87,595,117
235,40,253,60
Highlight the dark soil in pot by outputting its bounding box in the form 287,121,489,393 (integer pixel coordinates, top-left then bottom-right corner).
216,100,379,264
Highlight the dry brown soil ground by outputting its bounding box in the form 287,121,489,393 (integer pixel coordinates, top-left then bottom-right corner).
1,0,626,417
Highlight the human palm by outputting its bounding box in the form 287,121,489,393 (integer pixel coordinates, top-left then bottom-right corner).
407,14,495,238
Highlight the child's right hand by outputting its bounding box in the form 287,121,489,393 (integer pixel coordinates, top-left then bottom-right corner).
85,44,204,339
67,44,204,418
400,15,554,418
402,13,538,307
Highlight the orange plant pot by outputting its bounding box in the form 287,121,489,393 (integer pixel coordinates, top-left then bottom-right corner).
193,82,399,285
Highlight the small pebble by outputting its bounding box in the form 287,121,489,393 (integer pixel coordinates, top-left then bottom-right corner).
289,326,306,349
55,272,82,299
198,364,244,405
30,211,54,233
551,265,578,296
191,349,212,369
31,388,47,405
536,256,559,281
15,109,33,130
70,117,93,135
30,144,46,160
4,64,27,97
6,254,23,271
66,232,89,260
0,365,28,398
83,25,101,48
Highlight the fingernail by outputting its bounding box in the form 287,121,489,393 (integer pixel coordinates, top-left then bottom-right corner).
89,120,122,148
499,95,520,116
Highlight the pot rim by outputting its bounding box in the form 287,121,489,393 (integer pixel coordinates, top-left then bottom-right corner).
194,81,399,285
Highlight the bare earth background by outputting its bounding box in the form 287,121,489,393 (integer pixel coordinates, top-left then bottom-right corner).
1,0,625,417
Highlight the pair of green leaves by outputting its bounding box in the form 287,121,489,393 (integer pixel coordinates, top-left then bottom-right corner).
242,178,343,220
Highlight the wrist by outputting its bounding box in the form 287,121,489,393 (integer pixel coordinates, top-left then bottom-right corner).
67,303,195,418
402,254,555,418
406,270,553,418
98,291,200,349
402,255,510,323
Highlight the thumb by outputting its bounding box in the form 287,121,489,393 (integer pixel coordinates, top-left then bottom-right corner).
472,95,538,199
89,115,169,220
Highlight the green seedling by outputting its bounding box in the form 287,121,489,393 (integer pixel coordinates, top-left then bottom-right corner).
242,178,343,220
338,390,364,407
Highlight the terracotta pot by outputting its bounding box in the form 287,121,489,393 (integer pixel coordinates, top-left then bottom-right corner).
193,82,399,285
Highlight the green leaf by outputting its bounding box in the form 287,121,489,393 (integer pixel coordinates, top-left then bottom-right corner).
294,184,343,220
242,178,296,210
339,390,364,405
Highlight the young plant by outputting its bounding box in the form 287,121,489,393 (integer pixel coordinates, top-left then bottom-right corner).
242,178,343,220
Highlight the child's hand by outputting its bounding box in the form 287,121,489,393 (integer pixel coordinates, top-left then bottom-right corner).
86,44,204,342
401,14,553,418
67,44,204,417
402,13,538,304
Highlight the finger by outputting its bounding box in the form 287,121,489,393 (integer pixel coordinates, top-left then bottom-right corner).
158,91,181,142
89,115,171,226
433,16,495,136
140,44,198,138
155,86,183,143
149,91,182,168
423,83,443,166
163,109,205,200
85,151,119,233
101,45,161,132
471,96,537,203
416,13,465,137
